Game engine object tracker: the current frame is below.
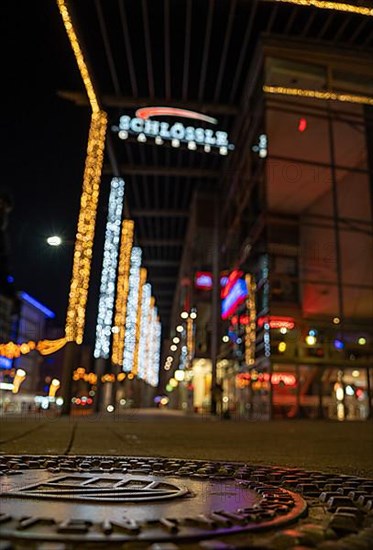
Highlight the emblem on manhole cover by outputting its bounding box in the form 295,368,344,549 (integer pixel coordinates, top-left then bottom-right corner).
1,456,372,548
2,474,188,502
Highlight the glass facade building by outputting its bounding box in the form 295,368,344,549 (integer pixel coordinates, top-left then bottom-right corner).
218,38,373,420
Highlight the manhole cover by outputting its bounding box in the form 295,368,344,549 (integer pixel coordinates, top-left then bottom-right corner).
0,456,372,549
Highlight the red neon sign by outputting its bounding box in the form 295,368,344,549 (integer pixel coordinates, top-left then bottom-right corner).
135,107,218,125
221,269,243,299
195,272,213,290
257,316,295,330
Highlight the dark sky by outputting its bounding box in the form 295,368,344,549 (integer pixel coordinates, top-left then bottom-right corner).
3,1,100,331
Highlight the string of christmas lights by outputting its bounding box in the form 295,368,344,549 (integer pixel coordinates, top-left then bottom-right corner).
245,274,257,367
94,178,125,359
111,220,134,366
150,315,162,387
263,85,373,106
65,110,107,344
56,0,101,112
132,268,147,376
122,247,142,372
266,0,373,16
137,283,152,380
0,338,67,359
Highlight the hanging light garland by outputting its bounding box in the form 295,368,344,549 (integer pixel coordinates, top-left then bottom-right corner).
137,283,152,380
122,247,142,372
111,220,134,366
94,178,126,359
264,86,373,106
56,0,108,345
0,338,67,359
132,268,147,376
265,0,373,16
245,274,257,367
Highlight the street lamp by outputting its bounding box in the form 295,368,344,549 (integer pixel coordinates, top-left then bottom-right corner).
47,235,62,246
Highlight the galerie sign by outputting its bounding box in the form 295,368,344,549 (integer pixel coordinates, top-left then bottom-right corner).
112,107,234,155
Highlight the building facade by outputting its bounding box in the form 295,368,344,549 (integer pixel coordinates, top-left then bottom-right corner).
218,39,373,420
166,38,373,421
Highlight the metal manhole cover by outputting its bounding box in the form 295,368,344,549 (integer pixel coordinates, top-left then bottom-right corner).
0,456,372,549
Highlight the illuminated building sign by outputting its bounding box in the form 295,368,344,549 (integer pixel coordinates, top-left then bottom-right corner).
221,269,243,299
112,106,234,155
221,277,248,320
257,316,295,330
195,272,213,290
194,272,234,290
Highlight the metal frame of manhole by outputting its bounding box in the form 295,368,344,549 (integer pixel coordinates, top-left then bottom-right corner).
1,455,372,549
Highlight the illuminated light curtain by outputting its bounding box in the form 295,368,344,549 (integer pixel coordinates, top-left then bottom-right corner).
94,178,126,359
266,0,373,16
137,283,152,380
146,308,161,388
144,298,156,384
57,0,107,345
122,247,142,372
65,110,107,344
245,274,257,367
111,220,134,366
186,317,194,365
263,86,373,106
151,317,162,387
56,0,100,113
132,268,147,376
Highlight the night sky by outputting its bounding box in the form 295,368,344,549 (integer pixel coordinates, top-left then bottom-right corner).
3,2,101,332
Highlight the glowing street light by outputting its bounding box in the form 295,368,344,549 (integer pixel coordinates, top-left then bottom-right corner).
47,235,62,247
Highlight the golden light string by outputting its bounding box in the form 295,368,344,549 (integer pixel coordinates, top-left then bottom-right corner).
0,338,67,359
56,0,100,112
111,220,135,366
245,274,257,367
263,86,373,106
266,0,373,16
65,110,108,343
132,268,147,376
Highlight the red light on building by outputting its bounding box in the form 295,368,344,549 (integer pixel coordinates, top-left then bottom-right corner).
271,373,296,386
257,316,295,330
221,269,243,299
231,314,250,326
195,271,213,290
298,117,307,132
